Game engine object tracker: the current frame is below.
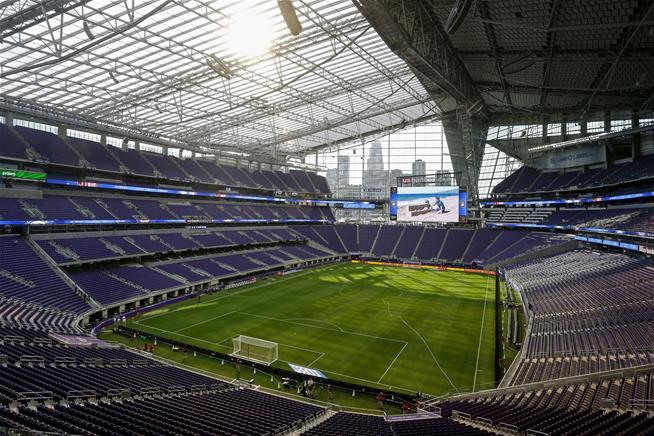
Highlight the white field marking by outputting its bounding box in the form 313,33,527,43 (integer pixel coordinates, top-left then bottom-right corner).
400,316,459,393
136,269,317,323
137,324,231,350
382,298,393,318
283,317,344,332
376,341,408,383
174,310,237,333
212,333,326,358
306,352,326,368
237,311,408,344
215,336,233,347
337,286,348,297
138,324,322,366
472,275,492,392
321,369,416,394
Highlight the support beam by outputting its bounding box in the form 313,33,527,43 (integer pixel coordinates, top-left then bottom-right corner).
355,0,488,206
444,109,487,206
0,0,89,40
354,0,487,117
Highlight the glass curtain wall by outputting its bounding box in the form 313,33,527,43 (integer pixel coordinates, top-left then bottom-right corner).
312,122,453,221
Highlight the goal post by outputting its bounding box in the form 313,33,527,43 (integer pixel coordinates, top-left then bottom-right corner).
231,335,278,365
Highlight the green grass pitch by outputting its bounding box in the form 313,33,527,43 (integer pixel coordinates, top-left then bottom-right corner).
127,262,496,396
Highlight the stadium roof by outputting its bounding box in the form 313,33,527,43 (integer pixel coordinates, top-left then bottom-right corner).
360,0,654,123
0,0,438,162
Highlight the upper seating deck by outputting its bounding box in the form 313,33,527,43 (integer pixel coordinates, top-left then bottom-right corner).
0,123,330,195
492,154,654,196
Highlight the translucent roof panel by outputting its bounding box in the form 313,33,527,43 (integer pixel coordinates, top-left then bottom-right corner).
0,0,436,160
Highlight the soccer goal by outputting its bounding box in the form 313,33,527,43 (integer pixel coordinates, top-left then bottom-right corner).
231,335,278,365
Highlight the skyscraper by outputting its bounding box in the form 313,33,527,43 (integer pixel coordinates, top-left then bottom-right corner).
337,155,350,187
363,142,386,199
365,141,384,172
412,159,426,176
325,168,338,192
411,159,426,186
389,169,404,187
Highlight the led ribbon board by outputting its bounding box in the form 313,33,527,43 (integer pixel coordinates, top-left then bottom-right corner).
45,178,376,209
480,189,654,207
1,168,47,181
0,218,330,227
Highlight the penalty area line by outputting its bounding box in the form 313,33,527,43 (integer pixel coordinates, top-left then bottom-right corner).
306,352,326,368
133,324,323,367
321,369,416,394
400,316,459,393
282,317,344,332
377,341,408,383
237,311,406,343
136,269,317,323
174,310,237,333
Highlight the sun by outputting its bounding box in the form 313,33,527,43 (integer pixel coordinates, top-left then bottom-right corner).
227,10,275,58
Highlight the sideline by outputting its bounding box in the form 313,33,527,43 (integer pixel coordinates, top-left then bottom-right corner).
472,275,492,392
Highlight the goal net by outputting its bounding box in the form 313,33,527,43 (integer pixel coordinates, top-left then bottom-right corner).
231,335,278,365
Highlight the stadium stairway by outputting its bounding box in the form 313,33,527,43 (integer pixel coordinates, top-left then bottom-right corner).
388,225,406,258
27,237,101,310
283,410,338,435
369,225,382,256
435,228,450,261
460,229,478,264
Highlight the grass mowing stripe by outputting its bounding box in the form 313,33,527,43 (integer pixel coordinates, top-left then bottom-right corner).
282,318,345,332
321,369,416,394
400,316,459,393
377,341,408,383
126,263,495,395
139,323,324,366
306,353,327,367
174,310,237,333
140,268,319,323
472,275,491,392
237,311,408,344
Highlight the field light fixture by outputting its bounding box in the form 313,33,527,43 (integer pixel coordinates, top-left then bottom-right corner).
206,54,234,80
277,0,303,36
82,20,94,40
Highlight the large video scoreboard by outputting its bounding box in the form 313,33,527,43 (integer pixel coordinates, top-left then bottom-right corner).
390,186,467,222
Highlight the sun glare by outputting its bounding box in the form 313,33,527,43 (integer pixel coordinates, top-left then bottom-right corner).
228,10,274,58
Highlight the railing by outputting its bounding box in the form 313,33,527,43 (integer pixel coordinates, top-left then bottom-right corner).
190,384,209,392
476,416,493,426
449,362,654,402
66,390,96,400
629,399,654,409
451,410,471,420
18,355,45,365
527,429,551,436
166,385,187,394
107,388,131,399
498,422,519,433
138,387,162,395
17,391,53,402
54,357,76,365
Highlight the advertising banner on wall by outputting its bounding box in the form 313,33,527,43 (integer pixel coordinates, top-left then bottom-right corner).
535,143,606,169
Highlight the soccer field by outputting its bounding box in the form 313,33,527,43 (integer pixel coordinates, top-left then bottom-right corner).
128,262,496,396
